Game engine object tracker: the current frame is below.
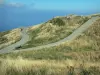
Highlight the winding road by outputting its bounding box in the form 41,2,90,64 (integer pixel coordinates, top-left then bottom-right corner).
0,28,29,54
0,16,99,54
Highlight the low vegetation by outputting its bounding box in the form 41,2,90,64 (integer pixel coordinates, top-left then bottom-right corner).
0,17,100,59
22,15,89,49
0,28,21,49
0,47,100,61
65,19,100,51
0,31,10,44
49,18,65,26
0,14,100,75
0,58,100,75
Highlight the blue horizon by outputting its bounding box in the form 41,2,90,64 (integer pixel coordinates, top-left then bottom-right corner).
0,0,100,31
0,9,99,32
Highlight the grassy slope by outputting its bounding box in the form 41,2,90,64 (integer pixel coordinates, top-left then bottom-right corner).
0,16,99,60
0,15,100,75
0,28,21,49
65,19,100,51
22,15,89,49
0,31,10,44
0,58,100,75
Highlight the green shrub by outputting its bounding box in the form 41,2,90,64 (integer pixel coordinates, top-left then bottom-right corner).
78,17,89,25
49,18,65,26
0,31,10,44
0,37,8,44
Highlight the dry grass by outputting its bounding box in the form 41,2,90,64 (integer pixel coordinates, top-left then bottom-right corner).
0,31,10,45
22,15,89,48
63,51,100,62
0,58,100,75
63,19,100,51
1,46,100,62
0,28,21,49
0,14,100,75
34,16,88,40
28,23,43,31
4,28,21,42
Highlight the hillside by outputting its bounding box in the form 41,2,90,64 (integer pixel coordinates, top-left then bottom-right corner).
21,15,89,49
0,16,100,58
0,14,100,75
65,18,100,51
0,28,21,49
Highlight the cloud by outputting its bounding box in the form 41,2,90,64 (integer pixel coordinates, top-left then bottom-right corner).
8,2,25,7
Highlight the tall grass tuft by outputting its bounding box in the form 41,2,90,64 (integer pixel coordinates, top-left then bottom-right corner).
0,58,100,75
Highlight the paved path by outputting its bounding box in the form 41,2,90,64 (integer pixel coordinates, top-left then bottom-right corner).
0,28,29,54
0,17,99,54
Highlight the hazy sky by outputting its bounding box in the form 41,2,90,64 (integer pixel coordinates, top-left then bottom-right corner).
0,0,99,12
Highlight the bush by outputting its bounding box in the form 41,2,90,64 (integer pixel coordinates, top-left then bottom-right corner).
78,17,89,25
0,37,8,44
0,31,10,44
49,18,65,26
